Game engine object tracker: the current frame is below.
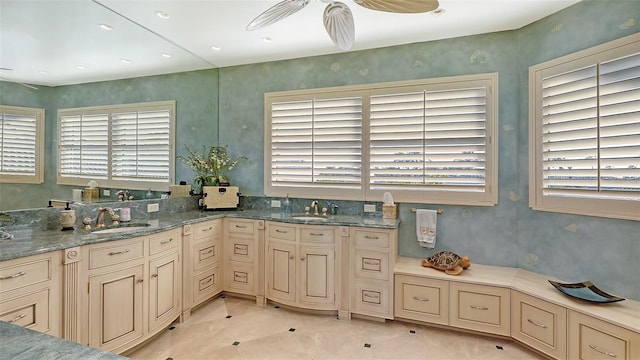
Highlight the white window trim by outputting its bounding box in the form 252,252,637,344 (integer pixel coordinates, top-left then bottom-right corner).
0,105,45,184
265,73,499,206
529,33,640,221
57,101,175,191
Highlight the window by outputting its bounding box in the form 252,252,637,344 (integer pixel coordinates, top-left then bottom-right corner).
265,73,498,206
529,34,640,220
0,105,44,184
57,101,175,190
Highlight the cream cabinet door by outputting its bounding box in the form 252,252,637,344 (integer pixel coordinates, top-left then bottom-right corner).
299,245,334,307
267,240,297,304
568,310,640,360
88,264,144,352
149,251,180,333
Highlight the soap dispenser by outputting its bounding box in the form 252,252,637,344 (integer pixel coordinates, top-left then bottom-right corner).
60,202,76,231
282,195,292,216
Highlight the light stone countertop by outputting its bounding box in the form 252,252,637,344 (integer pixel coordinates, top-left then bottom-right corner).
0,209,399,262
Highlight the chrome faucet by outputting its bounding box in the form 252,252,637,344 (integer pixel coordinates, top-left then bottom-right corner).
95,207,119,227
310,200,319,216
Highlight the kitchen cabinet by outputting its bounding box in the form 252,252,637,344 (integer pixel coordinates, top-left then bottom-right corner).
350,227,397,319
182,219,222,319
83,228,182,353
223,219,261,297
0,251,62,337
266,221,339,311
568,310,640,360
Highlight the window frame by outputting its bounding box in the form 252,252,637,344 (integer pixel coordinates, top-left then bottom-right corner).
529,33,640,221
57,101,175,191
0,105,45,184
264,73,499,206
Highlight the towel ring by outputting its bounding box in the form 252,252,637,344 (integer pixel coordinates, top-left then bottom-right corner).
410,208,443,214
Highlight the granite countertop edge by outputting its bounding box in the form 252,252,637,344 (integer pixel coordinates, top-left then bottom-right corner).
0,210,399,262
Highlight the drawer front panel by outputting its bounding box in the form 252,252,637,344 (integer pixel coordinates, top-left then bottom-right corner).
268,223,296,241
192,220,220,241
149,229,180,255
0,257,51,293
226,237,255,263
0,288,51,333
193,242,218,271
354,249,389,281
227,220,255,235
354,230,389,248
354,281,391,319
300,227,334,244
450,283,510,336
511,291,566,359
394,275,448,325
569,310,639,360
193,267,220,306
88,239,144,269
225,263,255,294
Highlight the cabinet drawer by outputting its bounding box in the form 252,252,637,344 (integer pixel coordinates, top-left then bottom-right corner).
193,267,220,306
268,223,296,241
354,249,389,281
0,288,52,333
569,310,640,360
88,238,145,269
353,281,392,319
227,220,255,235
300,227,334,244
511,291,567,359
226,237,255,263
225,263,255,294
354,230,389,248
0,255,52,294
192,220,220,241
394,275,448,325
450,282,510,336
193,242,218,271
149,229,180,255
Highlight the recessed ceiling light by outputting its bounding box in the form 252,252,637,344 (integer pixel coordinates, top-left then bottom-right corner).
156,11,170,19
432,8,445,16
76,65,86,70
161,53,172,58
99,24,113,31
210,45,221,51
262,37,273,43
120,58,132,64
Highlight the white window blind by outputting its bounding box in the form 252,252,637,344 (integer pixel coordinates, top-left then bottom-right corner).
58,101,175,190
270,97,362,190
0,105,44,184
369,87,487,192
530,33,640,220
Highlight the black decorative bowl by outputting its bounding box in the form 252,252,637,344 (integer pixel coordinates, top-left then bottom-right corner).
548,280,625,303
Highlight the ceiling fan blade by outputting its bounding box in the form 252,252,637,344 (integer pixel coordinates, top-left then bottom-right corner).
246,0,311,31
323,2,355,51
352,0,439,13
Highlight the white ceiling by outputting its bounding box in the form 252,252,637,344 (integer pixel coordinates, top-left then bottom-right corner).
0,0,581,87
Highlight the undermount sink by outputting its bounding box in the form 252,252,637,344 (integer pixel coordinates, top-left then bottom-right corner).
92,224,151,234
291,215,328,222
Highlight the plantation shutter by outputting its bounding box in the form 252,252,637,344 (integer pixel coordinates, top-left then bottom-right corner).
59,113,109,179
112,109,171,182
541,52,640,197
0,111,38,176
270,97,362,189
369,87,487,192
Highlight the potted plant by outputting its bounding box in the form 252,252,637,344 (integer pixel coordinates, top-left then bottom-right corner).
179,145,246,190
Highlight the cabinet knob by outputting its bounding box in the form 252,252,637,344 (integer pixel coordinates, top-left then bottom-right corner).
289,255,294,260
301,256,306,261
151,274,158,278
137,278,144,283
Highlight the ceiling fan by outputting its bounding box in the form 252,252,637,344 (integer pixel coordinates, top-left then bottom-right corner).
246,0,440,51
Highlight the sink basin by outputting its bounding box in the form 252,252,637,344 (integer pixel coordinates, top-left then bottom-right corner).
291,216,327,222
92,224,150,234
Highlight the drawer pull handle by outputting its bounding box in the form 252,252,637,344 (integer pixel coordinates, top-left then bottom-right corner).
235,245,246,250
235,273,247,278
589,345,617,358
235,225,247,229
203,248,213,254
275,229,287,233
137,279,144,283
364,293,379,299
203,277,213,284
203,226,214,231
412,296,430,302
8,313,27,323
309,232,324,236
0,271,26,280
470,305,489,311
364,235,379,240
108,249,130,256
526,318,547,328
160,238,173,244
363,260,380,265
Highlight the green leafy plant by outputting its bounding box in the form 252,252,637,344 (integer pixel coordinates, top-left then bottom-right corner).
179,145,247,188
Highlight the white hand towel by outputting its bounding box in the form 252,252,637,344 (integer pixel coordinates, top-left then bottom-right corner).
416,209,437,249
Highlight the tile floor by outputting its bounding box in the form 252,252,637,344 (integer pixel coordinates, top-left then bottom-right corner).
127,296,545,360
